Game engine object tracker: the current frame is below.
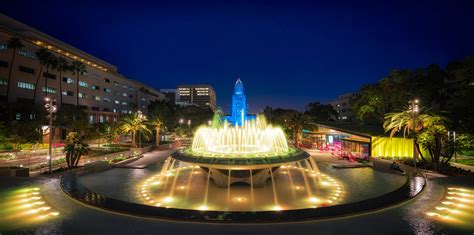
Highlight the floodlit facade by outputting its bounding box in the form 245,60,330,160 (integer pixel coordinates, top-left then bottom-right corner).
0,14,164,124
177,84,216,111
328,92,357,121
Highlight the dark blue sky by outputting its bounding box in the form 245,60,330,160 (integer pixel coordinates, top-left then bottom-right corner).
3,1,474,112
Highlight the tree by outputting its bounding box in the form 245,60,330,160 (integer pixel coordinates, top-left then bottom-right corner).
100,123,119,146
33,48,53,103
71,61,86,106
383,106,451,170
5,37,24,102
54,104,87,132
118,112,151,147
304,102,337,122
54,57,70,105
43,55,58,98
64,132,89,169
150,117,163,145
286,112,309,148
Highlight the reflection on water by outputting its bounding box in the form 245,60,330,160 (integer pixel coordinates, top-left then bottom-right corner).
0,186,60,231
425,187,474,229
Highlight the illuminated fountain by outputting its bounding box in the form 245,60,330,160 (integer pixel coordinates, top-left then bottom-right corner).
137,79,344,211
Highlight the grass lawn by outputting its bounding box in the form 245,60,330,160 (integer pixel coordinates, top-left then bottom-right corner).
456,157,474,166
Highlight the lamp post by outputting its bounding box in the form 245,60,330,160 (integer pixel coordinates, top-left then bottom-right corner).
45,97,56,174
448,131,457,162
408,98,419,173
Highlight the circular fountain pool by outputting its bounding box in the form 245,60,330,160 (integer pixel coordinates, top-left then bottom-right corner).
66,115,423,222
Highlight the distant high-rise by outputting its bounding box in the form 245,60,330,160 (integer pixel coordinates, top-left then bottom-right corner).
177,84,216,111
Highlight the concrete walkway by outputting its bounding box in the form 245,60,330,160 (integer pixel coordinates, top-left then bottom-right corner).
124,148,177,167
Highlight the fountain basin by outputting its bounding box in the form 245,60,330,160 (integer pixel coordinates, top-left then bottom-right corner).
171,148,310,170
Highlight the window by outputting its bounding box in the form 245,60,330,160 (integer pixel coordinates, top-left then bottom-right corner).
113,108,118,113
113,81,119,86
79,81,88,87
0,79,7,86
91,106,100,111
89,114,94,124
103,88,111,93
121,101,127,106
90,74,100,80
121,110,128,114
104,78,110,83
114,100,120,104
78,92,88,99
0,43,7,50
92,85,100,90
128,94,133,98
99,115,104,123
92,95,101,101
63,77,74,84
18,50,35,59
16,113,21,120
19,65,35,74
141,98,146,101
103,97,111,102
62,91,74,96
42,87,56,94
0,60,8,68
18,81,34,90
43,72,56,80
122,93,127,97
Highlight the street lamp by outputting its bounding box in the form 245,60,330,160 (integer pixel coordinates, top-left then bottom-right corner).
179,118,184,125
408,98,419,173
44,97,57,174
187,119,191,126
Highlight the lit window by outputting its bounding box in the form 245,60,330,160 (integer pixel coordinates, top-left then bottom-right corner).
62,91,74,96
122,93,127,97
0,79,7,85
42,87,56,94
0,43,7,50
103,97,111,102
114,100,120,104
92,85,100,90
18,50,35,59
63,77,74,84
79,81,88,87
103,88,111,93
78,92,88,99
17,81,34,90
121,101,127,105
93,95,101,101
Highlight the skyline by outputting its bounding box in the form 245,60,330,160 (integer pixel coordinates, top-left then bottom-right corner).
3,0,474,113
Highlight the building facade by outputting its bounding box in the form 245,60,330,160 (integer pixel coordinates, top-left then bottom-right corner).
0,14,164,125
177,84,216,111
328,92,357,121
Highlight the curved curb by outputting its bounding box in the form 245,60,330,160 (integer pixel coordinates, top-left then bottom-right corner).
60,172,426,223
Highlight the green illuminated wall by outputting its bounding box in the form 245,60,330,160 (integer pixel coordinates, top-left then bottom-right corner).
371,137,414,158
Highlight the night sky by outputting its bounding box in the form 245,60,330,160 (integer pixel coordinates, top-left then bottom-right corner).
3,1,474,113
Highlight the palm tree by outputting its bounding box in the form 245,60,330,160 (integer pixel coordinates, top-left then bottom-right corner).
64,132,90,169
55,57,70,105
287,112,309,148
5,37,24,102
383,106,444,162
150,117,163,145
118,112,151,147
44,55,58,98
33,48,53,103
71,61,86,106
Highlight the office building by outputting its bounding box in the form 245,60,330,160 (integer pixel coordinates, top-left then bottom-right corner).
177,84,216,111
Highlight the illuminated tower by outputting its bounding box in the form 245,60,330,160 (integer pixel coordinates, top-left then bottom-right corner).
231,78,247,126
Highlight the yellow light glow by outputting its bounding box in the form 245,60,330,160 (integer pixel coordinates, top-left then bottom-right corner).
309,197,319,203
198,205,208,211
163,197,173,203
272,205,282,211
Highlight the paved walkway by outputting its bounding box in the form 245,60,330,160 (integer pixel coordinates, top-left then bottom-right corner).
125,148,177,167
